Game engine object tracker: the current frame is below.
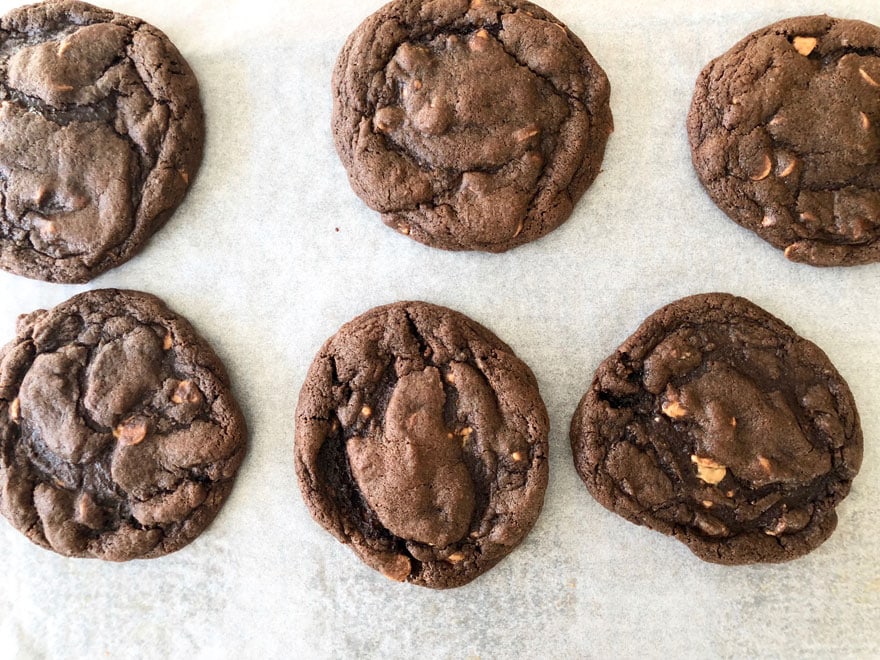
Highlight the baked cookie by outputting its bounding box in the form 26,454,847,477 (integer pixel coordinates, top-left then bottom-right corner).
570,293,862,563
295,302,549,588
332,0,612,253
0,289,246,560
0,0,204,283
689,16,880,267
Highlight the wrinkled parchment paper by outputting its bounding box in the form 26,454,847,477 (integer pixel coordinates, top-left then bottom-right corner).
1,1,878,657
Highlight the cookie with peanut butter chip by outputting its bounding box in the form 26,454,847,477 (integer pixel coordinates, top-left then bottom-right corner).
295,301,549,588
689,16,880,266
570,293,862,563
0,0,204,283
332,0,612,252
0,289,246,560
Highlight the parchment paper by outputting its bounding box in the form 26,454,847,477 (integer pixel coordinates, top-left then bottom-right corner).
1,1,878,657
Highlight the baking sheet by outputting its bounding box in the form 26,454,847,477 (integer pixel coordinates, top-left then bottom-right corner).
1,0,879,657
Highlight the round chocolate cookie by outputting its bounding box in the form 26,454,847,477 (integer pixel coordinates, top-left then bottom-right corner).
570,293,862,564
295,301,549,588
0,289,246,560
688,16,880,267
0,0,204,283
332,0,612,253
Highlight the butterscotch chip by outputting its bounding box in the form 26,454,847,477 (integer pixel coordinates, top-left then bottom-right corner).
295,301,548,588
0,289,246,560
0,0,204,283
688,16,880,266
571,293,862,564
331,0,612,253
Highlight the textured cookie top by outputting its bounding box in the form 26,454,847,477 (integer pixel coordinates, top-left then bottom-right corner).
295,302,549,588
0,289,246,560
689,16,880,266
571,293,862,564
332,0,612,252
0,0,203,283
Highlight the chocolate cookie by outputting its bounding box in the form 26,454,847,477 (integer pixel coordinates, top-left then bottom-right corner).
0,0,204,283
295,302,549,588
332,0,612,253
570,293,862,564
688,16,880,266
0,289,246,560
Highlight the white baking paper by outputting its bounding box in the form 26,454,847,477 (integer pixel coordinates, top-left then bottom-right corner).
0,0,878,657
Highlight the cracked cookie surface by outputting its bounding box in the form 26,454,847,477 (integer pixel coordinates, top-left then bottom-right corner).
570,293,862,563
0,0,204,283
688,16,880,266
295,301,549,588
332,0,612,253
0,289,246,560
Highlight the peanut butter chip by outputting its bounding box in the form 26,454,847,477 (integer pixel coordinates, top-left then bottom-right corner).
859,111,871,131
113,418,148,446
171,380,202,405
513,126,540,142
162,333,173,350
374,106,404,133
777,158,797,177
360,405,372,418
761,215,777,227
33,218,57,237
750,154,772,181
661,399,689,419
470,28,491,52
382,554,412,582
511,451,524,462
447,552,465,563
859,67,880,87
792,36,818,56
691,455,727,485
179,169,189,185
9,397,20,423
799,211,818,224
695,513,729,537
75,492,105,529
765,520,787,536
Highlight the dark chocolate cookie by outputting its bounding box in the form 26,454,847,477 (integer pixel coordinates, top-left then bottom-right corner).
0,0,204,283
295,301,549,588
688,16,880,267
0,289,246,560
332,0,612,253
570,293,862,564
